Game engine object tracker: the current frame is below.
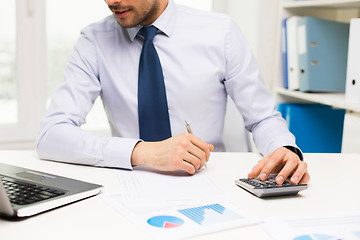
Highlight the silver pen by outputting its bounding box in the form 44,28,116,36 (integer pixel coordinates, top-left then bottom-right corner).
184,120,193,134
184,120,208,168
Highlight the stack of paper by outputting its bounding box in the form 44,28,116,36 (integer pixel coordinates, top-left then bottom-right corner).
102,167,258,239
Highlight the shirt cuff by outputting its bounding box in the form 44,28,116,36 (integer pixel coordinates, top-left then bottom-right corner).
284,145,304,161
102,137,141,170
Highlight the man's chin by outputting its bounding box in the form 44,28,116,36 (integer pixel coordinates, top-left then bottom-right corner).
116,21,135,28
114,16,140,28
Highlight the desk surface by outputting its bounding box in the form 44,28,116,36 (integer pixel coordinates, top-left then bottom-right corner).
0,150,359,239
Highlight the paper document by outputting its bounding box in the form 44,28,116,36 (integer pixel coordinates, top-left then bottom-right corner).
103,167,257,239
261,212,360,240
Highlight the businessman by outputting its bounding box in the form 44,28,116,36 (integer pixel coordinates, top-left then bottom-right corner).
37,0,310,185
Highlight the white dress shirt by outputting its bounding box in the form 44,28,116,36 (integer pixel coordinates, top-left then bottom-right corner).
37,0,297,169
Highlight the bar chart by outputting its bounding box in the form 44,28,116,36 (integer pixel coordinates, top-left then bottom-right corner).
178,203,242,226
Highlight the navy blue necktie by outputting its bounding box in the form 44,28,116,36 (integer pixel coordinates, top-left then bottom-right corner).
138,26,171,141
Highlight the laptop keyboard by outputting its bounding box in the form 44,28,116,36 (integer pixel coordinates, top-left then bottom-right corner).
1,175,65,205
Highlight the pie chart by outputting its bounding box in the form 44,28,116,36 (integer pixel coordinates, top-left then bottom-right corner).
147,215,184,228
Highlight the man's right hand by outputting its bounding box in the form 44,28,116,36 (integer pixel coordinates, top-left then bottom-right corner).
131,133,214,174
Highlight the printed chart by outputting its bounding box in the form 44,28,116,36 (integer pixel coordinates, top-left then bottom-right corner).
104,169,257,239
178,203,242,226
147,215,184,228
261,212,360,240
294,234,343,240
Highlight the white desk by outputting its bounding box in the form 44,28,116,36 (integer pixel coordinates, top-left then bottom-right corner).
0,150,359,239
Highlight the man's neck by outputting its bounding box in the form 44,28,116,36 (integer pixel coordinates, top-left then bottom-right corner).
141,0,169,26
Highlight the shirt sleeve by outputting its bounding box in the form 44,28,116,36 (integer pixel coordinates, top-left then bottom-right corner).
37,31,138,169
223,19,301,156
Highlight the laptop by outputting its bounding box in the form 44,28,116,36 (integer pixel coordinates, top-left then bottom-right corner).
0,162,103,218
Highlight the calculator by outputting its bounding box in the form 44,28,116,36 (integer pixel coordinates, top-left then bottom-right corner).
235,175,307,198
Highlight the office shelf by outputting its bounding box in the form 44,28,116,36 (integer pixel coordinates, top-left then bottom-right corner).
273,0,360,152
275,0,360,113
276,88,360,112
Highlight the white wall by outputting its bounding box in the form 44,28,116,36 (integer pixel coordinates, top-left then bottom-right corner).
342,112,360,153
214,0,279,152
215,0,279,89
227,0,260,56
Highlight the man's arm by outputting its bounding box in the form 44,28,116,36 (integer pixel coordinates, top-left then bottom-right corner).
223,19,309,184
37,32,138,169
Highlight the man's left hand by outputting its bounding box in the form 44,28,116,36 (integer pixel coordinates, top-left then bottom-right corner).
247,147,310,185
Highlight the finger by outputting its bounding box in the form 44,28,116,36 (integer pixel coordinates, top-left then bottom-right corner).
187,144,206,168
290,162,309,185
187,134,211,162
183,137,206,168
299,170,310,184
205,144,214,164
275,158,301,184
259,147,301,181
208,144,214,152
247,158,266,178
287,161,308,184
184,150,202,170
179,160,196,175
258,152,285,180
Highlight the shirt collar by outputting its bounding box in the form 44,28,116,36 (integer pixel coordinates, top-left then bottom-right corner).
126,0,176,41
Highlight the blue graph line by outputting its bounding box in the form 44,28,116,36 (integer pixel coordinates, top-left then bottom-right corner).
178,204,225,225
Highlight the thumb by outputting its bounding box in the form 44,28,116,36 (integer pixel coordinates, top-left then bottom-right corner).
208,144,214,152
